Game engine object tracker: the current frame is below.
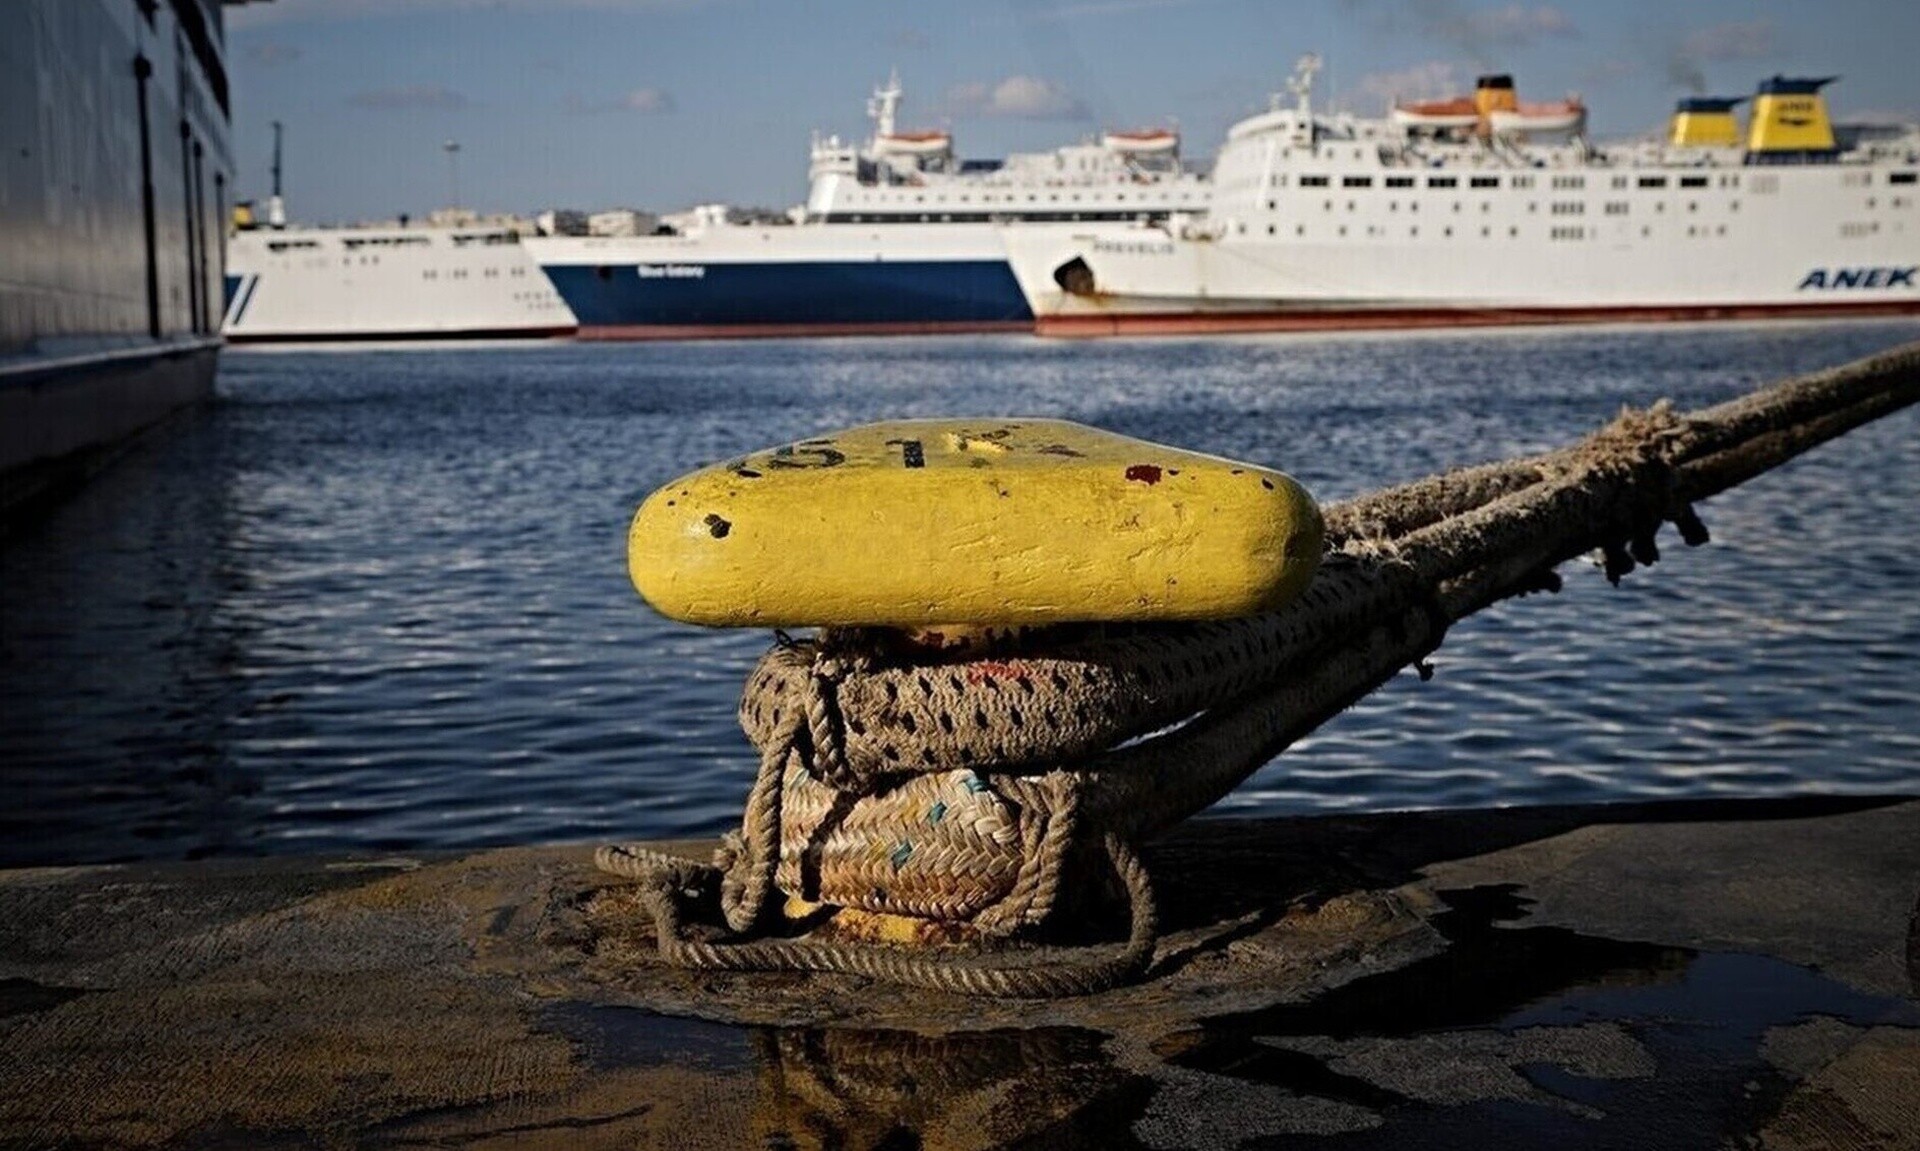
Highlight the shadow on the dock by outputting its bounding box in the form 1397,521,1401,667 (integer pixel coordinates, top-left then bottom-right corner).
1148,793,1909,940
1143,883,1919,1150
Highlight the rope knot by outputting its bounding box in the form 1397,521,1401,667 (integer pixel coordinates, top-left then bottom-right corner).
804,651,863,791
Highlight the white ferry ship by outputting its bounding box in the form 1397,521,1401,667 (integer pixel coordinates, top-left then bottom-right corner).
223,220,576,343
1002,57,1920,335
527,73,1210,338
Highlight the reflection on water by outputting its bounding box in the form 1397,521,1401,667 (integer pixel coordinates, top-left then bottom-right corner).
3,321,1920,865
531,1003,1146,1151
748,1027,1147,1151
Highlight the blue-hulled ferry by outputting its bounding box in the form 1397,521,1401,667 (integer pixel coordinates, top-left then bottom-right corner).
526,74,1211,339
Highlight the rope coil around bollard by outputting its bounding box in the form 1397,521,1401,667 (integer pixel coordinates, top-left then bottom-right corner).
596,342,1920,998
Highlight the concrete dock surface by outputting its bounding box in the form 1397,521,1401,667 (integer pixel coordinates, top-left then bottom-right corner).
3,794,1917,1149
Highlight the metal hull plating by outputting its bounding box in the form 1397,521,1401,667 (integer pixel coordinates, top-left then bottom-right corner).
529,226,1032,339
2,0,232,514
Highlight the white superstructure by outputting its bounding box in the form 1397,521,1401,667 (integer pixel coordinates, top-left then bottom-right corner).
801,70,1209,225
1003,57,1920,335
223,222,576,343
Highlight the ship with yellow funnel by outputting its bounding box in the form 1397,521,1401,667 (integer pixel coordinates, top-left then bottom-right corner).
1003,57,1920,336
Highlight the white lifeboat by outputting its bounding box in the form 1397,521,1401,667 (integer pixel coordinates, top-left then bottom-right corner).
1390,97,1481,131
1102,128,1179,156
1487,100,1586,136
874,130,953,157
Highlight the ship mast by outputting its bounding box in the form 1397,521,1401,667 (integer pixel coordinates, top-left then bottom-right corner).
1287,54,1321,149
868,68,903,139
1288,55,1320,118
266,120,286,229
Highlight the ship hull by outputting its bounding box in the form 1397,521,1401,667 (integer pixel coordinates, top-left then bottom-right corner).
0,341,218,516
2,0,234,518
529,227,1032,339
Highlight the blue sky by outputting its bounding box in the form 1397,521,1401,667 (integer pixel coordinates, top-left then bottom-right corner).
225,0,1920,225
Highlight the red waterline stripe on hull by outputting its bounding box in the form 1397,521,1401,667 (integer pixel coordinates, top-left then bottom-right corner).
575,320,1033,342
1035,301,1920,338
225,326,578,344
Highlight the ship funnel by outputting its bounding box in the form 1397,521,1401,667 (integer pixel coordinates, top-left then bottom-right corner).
1746,76,1839,160
1473,74,1517,121
1668,96,1745,147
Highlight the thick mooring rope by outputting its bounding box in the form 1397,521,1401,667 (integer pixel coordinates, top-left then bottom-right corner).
596,830,1155,998
598,341,1920,997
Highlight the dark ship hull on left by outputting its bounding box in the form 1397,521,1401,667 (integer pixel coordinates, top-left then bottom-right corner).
0,0,240,520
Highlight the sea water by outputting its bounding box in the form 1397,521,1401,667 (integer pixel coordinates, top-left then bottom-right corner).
3,321,1918,865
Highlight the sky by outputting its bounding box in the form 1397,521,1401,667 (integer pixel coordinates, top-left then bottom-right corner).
223,0,1920,225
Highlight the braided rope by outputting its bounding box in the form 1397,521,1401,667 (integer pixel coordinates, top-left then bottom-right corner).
719,724,794,932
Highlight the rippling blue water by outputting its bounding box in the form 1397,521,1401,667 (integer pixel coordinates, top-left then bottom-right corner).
4,321,1918,866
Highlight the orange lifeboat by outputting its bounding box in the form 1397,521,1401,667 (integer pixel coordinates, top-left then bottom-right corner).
875,130,953,157
1102,128,1180,156
1390,97,1481,131
1488,99,1587,136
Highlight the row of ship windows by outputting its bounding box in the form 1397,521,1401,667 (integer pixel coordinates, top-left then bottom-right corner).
1294,173,1729,190
418,266,530,279
1271,194,1911,216
261,233,520,254
1251,222,1737,241
822,210,1169,224
1250,171,1916,192
270,256,534,274
845,189,1202,205
1279,199,1740,216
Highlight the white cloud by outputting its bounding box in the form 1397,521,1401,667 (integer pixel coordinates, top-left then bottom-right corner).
565,87,676,114
617,87,675,113
946,76,1090,120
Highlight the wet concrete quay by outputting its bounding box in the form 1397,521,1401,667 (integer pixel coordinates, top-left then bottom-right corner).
3,795,1918,1149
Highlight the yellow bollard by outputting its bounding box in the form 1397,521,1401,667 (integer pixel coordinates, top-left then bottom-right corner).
628,418,1323,628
